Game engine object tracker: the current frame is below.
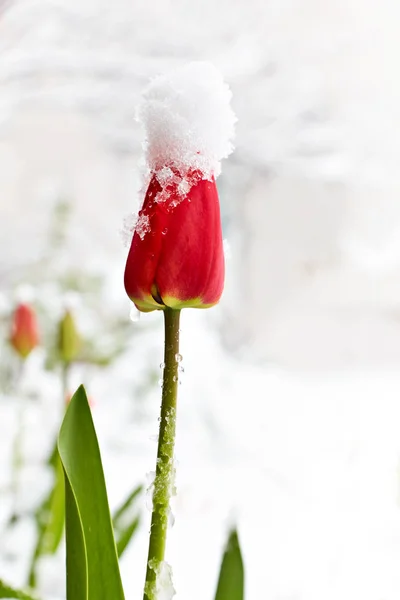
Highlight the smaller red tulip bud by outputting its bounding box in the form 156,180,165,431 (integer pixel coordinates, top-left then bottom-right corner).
9,303,39,359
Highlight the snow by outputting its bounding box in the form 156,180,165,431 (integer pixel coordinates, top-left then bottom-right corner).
145,559,176,600
152,407,177,510
120,213,138,248
122,62,235,245
13,285,36,304
3,300,400,600
137,61,236,181
135,213,151,241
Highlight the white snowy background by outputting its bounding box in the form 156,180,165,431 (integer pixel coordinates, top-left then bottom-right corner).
1,0,400,599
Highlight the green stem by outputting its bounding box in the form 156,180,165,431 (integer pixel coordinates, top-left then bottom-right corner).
28,362,70,587
61,363,70,404
10,359,26,521
143,308,181,600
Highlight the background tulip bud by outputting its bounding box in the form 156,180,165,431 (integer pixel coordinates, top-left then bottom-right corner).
58,310,80,364
9,303,39,359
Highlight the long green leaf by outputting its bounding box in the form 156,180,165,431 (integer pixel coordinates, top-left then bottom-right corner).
58,385,125,600
28,444,65,587
0,580,40,600
214,529,245,600
113,484,142,524
116,516,140,558
112,484,143,558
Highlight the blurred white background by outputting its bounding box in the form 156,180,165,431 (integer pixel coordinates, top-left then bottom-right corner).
1,1,400,599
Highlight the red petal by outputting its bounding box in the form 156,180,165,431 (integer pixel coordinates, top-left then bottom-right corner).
155,178,224,307
124,176,169,310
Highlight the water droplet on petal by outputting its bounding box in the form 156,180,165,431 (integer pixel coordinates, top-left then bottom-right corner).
162,228,168,235
168,507,175,528
223,238,232,260
130,303,141,322
160,362,165,369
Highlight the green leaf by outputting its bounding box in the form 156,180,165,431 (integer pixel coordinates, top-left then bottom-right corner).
28,444,65,587
112,484,143,558
115,516,140,558
214,529,245,600
0,580,40,600
58,385,125,600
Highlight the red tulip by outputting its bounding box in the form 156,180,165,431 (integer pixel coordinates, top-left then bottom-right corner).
10,303,39,359
124,171,224,312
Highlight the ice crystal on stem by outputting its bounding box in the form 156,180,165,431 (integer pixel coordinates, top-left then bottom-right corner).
144,559,176,600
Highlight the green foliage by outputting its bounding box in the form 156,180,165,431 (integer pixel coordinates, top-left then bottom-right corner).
0,580,40,600
28,456,143,587
112,484,143,557
116,516,140,558
214,529,245,600
58,386,125,600
47,198,71,253
28,445,65,587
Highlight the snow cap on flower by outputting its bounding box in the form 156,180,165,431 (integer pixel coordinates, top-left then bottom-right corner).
137,61,236,182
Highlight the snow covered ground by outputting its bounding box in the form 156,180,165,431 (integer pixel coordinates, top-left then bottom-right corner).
3,318,400,600
1,1,400,599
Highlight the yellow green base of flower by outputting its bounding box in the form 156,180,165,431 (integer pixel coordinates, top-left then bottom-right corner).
132,294,218,313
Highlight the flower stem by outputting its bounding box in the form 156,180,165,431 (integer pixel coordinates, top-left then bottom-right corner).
143,308,181,600
61,363,70,403
10,359,26,523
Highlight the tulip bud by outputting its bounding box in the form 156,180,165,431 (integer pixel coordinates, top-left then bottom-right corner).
57,310,80,364
124,172,225,312
9,303,39,359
